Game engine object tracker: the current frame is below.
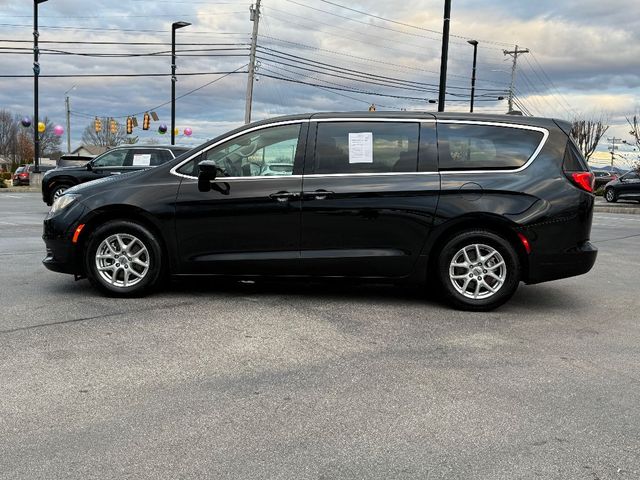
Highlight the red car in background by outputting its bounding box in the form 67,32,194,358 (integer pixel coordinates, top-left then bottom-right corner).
12,164,55,186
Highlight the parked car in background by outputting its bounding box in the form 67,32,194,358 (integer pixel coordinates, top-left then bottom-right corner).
12,164,56,186
41,145,190,205
593,170,618,189
42,112,597,311
604,170,640,203
12,166,27,186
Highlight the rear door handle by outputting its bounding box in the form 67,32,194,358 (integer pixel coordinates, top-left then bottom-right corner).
269,191,299,202
303,189,334,200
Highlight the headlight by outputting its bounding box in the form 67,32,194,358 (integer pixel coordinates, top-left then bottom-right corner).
50,193,80,214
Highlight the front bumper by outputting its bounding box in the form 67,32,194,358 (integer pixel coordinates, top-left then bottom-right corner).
42,202,87,276
525,241,598,284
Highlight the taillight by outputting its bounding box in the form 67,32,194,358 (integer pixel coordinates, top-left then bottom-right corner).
566,171,594,193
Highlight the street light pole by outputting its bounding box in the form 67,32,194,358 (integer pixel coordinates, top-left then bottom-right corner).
33,0,48,174
171,21,190,146
467,40,478,113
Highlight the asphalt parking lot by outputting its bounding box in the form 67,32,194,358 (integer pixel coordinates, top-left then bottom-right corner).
1,193,639,479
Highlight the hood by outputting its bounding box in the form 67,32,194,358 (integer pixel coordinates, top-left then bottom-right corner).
66,169,146,195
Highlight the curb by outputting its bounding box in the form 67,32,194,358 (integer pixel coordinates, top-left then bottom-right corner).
0,187,40,193
594,205,640,215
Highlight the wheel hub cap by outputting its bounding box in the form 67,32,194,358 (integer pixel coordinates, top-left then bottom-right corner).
95,233,150,288
449,243,507,300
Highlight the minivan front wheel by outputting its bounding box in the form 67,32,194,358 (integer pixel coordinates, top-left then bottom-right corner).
85,220,162,297
436,230,520,311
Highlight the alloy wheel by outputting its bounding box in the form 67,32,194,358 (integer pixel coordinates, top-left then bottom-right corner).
95,233,150,288
449,243,507,300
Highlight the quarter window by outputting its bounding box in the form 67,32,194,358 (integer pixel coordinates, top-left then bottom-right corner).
438,123,544,170
314,122,419,174
176,124,301,177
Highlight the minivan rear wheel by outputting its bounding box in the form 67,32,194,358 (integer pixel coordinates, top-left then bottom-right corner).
436,230,521,311
85,220,162,297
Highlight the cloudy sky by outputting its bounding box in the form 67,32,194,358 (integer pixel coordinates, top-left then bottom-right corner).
1,0,639,166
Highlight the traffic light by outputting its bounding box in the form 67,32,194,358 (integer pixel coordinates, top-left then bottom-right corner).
110,119,117,134
94,117,102,133
126,117,133,135
143,112,150,130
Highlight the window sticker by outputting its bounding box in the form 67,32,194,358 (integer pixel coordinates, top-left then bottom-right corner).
348,132,373,163
132,154,152,166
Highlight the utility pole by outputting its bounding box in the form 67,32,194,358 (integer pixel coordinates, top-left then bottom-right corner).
65,95,71,153
467,40,478,113
437,0,452,112
244,0,261,124
607,137,622,168
171,21,191,146
503,45,529,113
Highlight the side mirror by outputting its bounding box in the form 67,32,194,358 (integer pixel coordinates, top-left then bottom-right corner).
198,160,218,192
86,162,93,171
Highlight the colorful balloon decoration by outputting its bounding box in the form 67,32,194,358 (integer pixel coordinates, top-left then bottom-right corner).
38,122,46,133
174,128,179,136
184,127,192,137
21,117,32,128
53,125,64,137
158,124,167,134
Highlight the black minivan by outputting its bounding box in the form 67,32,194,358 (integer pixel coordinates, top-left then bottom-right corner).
43,112,597,310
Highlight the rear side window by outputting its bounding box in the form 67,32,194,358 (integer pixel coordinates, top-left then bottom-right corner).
563,141,588,172
314,122,419,174
438,123,544,171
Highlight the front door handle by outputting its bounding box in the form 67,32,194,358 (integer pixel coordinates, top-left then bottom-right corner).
269,191,299,202
303,189,334,200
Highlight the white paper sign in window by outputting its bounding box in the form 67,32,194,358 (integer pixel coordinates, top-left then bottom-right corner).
348,132,373,164
132,154,152,166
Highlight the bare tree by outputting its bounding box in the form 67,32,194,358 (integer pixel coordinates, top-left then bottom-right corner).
627,115,640,172
37,117,62,157
0,110,18,169
570,116,610,162
81,118,138,147
15,131,34,165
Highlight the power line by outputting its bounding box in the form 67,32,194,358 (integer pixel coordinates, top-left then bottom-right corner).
315,0,516,48
71,64,248,119
256,46,508,94
0,70,246,79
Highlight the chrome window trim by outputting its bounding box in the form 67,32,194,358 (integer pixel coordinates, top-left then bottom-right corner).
170,119,309,180
436,120,549,175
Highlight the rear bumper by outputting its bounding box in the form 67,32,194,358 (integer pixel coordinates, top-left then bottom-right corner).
525,241,597,284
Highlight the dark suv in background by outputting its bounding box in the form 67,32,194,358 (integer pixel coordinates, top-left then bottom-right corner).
42,112,597,311
41,145,190,205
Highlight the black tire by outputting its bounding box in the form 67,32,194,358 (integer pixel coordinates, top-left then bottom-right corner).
436,229,521,311
49,184,71,205
84,220,162,297
604,188,617,203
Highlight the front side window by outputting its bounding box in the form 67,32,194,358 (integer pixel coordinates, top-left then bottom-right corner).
438,123,544,171
92,149,129,168
177,124,301,177
623,171,639,180
313,122,419,174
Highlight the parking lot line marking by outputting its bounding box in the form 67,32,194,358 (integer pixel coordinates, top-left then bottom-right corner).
0,221,19,226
